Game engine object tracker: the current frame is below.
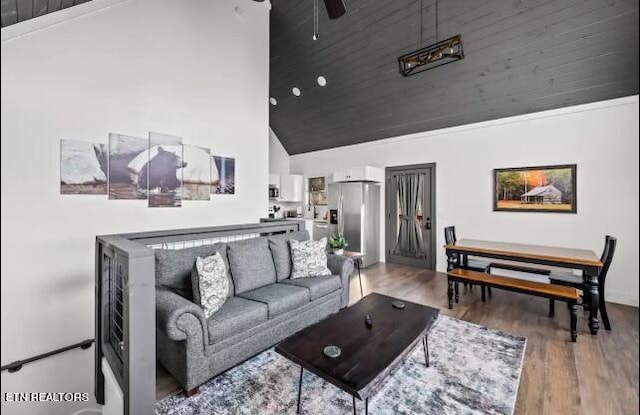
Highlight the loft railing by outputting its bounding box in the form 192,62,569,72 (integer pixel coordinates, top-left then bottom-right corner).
95,220,305,415
95,234,155,415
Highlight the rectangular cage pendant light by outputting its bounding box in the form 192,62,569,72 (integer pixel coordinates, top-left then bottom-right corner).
398,34,464,77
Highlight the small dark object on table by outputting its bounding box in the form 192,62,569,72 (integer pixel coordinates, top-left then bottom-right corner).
392,301,406,309
364,314,372,329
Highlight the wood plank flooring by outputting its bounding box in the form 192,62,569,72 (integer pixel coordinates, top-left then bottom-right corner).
356,263,639,415
157,262,639,414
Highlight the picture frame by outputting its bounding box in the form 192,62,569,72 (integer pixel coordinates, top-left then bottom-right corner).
309,176,325,192
211,155,235,195
60,139,108,195
309,176,327,205
493,164,577,213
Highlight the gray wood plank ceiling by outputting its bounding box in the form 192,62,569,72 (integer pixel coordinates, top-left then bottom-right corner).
1,0,92,28
270,0,639,154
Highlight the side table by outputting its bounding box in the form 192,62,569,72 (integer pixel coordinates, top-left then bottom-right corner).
332,250,365,298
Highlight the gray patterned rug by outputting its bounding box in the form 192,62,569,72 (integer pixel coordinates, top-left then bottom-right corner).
156,316,526,415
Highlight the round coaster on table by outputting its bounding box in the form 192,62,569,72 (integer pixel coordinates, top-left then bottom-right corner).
391,301,406,309
323,345,341,358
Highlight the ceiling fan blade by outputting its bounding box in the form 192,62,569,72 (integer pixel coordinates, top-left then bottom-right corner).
323,0,347,19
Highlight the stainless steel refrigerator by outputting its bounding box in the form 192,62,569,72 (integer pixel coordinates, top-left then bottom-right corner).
328,182,380,268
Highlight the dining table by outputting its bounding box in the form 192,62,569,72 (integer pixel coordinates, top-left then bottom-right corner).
444,239,604,335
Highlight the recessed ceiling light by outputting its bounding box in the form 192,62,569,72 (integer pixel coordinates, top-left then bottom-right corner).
317,76,327,86
292,87,301,96
269,97,277,106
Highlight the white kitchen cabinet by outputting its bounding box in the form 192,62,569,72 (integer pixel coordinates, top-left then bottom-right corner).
268,174,281,187
330,166,383,183
331,170,348,183
279,174,304,202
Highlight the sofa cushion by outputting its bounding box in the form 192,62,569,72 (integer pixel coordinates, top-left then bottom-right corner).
227,237,277,294
155,243,232,299
280,274,342,301
290,238,332,279
268,230,310,281
191,253,230,318
206,297,268,344
237,283,310,318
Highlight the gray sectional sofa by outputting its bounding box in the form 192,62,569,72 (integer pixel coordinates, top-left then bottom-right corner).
155,230,354,394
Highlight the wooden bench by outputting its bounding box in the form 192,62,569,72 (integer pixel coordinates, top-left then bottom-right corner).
447,268,581,342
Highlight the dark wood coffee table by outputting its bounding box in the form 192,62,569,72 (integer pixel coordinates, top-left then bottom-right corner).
275,293,440,414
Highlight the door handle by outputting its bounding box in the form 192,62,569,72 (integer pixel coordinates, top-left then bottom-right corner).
425,217,431,230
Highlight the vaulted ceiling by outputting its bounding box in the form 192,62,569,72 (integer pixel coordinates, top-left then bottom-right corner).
1,0,92,28
270,0,639,154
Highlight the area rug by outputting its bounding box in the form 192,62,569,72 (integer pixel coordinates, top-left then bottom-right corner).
156,316,526,415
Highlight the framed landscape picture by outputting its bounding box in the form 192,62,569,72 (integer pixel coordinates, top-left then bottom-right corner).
493,164,577,213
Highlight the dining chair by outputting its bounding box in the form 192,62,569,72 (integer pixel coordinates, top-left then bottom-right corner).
444,226,462,298
444,226,488,295
444,226,457,246
549,236,616,330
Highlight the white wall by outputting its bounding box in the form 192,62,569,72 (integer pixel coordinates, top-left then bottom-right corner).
291,96,640,307
268,129,306,217
0,0,270,413
269,128,290,175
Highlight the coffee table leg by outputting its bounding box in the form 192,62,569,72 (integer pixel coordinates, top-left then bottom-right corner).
297,366,303,414
357,260,364,298
423,336,429,367
352,396,368,415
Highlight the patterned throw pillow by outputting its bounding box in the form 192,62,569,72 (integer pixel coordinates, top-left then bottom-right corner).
289,237,332,279
191,253,229,318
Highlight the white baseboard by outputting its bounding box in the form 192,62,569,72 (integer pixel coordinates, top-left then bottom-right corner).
605,290,639,307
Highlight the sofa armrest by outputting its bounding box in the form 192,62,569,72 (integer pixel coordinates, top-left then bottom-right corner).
327,254,354,308
156,288,208,344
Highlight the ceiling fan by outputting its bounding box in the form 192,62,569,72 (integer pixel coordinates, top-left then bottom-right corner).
323,0,347,19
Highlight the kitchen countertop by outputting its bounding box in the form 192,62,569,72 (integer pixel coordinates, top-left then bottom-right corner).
297,218,330,224
260,217,329,224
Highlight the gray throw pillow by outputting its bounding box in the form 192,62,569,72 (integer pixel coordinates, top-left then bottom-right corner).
290,237,332,279
191,253,230,318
